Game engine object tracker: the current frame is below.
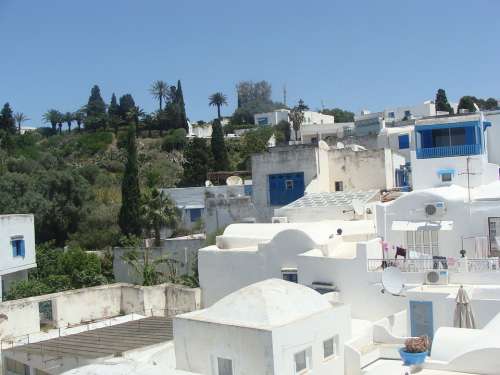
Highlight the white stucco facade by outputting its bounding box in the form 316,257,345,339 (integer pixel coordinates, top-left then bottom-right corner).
174,279,351,375
0,214,36,300
254,109,334,127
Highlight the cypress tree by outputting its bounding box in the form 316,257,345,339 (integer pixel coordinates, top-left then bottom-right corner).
176,80,189,132
181,138,210,186
211,119,229,172
108,93,120,117
119,124,142,237
435,89,454,114
0,103,16,133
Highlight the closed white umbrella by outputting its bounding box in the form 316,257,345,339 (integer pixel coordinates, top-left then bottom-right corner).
454,286,476,329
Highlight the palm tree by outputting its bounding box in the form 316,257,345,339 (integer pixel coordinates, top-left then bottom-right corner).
150,80,169,111
208,92,228,119
55,111,64,134
43,109,60,132
14,112,29,133
64,112,73,133
142,189,179,246
126,106,145,125
121,248,179,286
73,109,85,132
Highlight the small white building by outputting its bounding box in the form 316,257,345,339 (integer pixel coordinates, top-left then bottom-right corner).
300,122,355,144
254,109,334,126
188,122,212,138
410,113,498,190
0,214,36,300
174,279,351,375
161,185,256,234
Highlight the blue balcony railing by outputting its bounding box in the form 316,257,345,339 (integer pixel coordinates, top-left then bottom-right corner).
416,144,482,159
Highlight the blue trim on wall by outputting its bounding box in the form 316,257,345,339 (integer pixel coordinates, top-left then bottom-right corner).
398,134,410,149
415,120,480,132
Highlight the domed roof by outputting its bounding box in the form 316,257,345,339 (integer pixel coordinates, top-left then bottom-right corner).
182,279,331,329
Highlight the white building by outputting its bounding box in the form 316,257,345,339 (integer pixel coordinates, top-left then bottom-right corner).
376,181,500,261
410,113,498,190
174,279,351,375
254,109,334,126
0,214,36,300
300,122,355,144
161,185,256,234
188,121,212,138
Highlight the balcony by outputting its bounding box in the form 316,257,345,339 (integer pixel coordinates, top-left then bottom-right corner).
416,143,482,159
367,257,500,273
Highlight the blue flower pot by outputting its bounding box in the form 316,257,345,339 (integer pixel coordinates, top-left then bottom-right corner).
398,348,428,366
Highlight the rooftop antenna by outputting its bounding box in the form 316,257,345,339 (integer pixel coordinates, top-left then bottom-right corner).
321,100,325,111
458,156,480,202
381,266,405,296
283,84,287,107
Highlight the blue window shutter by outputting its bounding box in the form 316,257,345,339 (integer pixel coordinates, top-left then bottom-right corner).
12,241,16,257
20,240,25,257
398,134,410,149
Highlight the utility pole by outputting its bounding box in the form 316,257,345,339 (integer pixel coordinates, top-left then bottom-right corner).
283,84,287,107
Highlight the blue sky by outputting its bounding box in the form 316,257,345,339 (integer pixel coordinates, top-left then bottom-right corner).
1,0,499,126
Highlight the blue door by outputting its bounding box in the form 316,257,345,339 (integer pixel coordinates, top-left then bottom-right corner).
268,172,305,206
410,301,434,339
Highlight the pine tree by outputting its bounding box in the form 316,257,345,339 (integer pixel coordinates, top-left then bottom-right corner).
86,85,106,117
181,138,211,186
0,103,16,133
119,124,142,237
211,119,229,171
435,89,454,114
119,94,136,121
458,96,477,113
108,93,120,117
176,80,189,132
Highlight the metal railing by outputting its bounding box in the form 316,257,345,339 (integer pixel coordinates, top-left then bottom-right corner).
416,143,482,159
367,257,500,273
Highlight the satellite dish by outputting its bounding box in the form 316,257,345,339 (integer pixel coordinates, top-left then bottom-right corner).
226,176,243,186
336,142,345,149
381,267,404,296
205,180,213,187
352,199,365,216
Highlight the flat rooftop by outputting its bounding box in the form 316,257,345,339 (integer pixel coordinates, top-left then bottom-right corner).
4,317,173,359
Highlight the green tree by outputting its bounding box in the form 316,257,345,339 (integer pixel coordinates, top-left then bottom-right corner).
320,108,354,122
175,80,188,131
458,96,477,113
209,92,228,119
119,124,142,237
274,120,291,145
14,112,29,133
119,94,136,120
73,109,85,132
0,103,16,133
435,89,454,114
141,189,179,246
55,110,64,134
86,85,106,117
289,99,308,140
121,248,178,286
181,138,210,186
64,112,73,133
162,128,187,152
150,80,169,111
43,109,60,132
211,119,229,171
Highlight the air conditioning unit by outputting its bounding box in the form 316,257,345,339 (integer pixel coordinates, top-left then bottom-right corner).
425,202,446,216
272,216,288,224
425,270,449,285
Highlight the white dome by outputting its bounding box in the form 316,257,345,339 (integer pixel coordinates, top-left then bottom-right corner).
183,279,331,329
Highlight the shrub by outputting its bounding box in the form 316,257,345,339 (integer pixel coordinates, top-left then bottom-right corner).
162,128,187,152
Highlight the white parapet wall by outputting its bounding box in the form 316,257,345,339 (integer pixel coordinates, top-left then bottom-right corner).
0,283,201,343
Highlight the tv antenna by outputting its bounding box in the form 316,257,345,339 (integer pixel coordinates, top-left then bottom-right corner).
283,84,287,107
458,156,480,202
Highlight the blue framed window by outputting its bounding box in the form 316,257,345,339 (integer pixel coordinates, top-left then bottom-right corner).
257,117,268,125
11,237,25,257
189,208,203,222
398,134,410,149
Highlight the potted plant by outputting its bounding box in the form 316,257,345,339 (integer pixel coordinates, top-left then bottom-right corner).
399,336,429,366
